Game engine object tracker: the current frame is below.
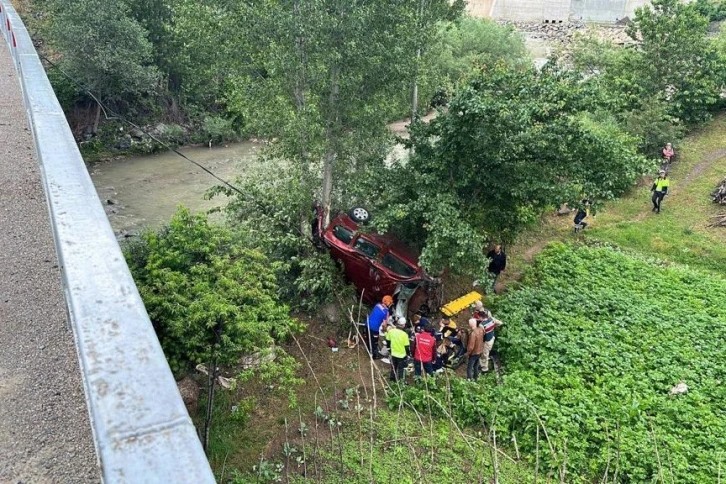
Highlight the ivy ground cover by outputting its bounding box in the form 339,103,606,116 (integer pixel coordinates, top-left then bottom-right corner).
420,244,726,482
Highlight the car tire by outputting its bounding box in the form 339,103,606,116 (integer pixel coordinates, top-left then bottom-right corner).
349,207,371,223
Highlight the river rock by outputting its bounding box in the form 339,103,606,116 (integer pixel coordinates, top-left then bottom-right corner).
177,377,200,416
130,128,145,140
321,302,341,324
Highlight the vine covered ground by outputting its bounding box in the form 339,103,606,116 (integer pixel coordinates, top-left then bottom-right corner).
406,243,726,482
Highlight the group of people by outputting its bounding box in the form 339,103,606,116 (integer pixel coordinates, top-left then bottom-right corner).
363,296,503,384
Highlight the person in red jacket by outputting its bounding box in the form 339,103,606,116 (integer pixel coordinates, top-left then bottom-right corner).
413,323,437,379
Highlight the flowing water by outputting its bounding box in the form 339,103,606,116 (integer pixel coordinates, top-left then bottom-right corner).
89,142,261,235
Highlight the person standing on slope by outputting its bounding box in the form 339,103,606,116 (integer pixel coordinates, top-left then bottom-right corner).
486,244,507,294
466,318,484,381
651,170,670,214
365,295,392,359
412,323,437,379
386,317,411,383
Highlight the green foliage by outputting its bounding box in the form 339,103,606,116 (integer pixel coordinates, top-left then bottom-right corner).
208,165,355,312
620,96,686,157
48,0,159,107
202,116,237,145
405,244,726,483
425,16,527,102
694,0,726,21
125,207,300,374
365,63,650,276
628,0,725,124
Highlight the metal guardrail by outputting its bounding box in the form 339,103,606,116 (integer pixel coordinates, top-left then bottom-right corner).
0,2,215,482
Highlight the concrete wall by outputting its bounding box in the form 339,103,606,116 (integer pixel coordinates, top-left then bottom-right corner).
491,0,572,22
570,0,649,22
466,0,496,17
470,0,654,23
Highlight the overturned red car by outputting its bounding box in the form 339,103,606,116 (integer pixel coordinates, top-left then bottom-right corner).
313,206,441,318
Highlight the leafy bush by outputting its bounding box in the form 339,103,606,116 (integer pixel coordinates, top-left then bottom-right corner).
404,244,726,483
125,207,302,374
202,115,237,145
208,164,356,312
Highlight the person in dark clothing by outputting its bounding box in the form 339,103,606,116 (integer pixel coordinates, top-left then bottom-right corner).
486,244,506,294
573,199,590,232
651,170,670,214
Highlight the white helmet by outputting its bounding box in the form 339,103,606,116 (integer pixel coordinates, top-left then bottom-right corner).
396,317,407,328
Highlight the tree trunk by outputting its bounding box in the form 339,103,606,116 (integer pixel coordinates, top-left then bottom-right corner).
321,64,340,229
411,48,421,121
92,93,102,134
202,356,217,454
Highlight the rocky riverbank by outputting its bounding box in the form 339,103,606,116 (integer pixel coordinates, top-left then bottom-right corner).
500,20,637,59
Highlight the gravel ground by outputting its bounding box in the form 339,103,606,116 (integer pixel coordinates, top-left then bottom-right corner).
0,40,99,483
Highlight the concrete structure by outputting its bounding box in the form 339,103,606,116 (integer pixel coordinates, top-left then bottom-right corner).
0,1,215,482
0,16,98,484
466,0,652,23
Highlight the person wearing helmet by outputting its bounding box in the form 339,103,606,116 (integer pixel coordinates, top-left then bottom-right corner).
651,170,670,214
386,317,411,382
365,295,393,359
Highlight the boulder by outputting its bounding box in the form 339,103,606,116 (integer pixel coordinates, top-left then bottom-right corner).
177,377,201,416
321,302,341,325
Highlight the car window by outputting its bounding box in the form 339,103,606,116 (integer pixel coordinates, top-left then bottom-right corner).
353,237,381,259
382,253,417,277
332,225,354,244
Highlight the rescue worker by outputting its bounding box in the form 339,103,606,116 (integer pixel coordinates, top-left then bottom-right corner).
386,317,411,383
466,318,484,381
651,170,670,214
413,323,437,379
365,295,392,359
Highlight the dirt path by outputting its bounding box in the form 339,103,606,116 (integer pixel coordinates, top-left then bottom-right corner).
681,148,726,188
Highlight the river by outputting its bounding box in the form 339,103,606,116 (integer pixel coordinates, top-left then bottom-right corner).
90,142,260,235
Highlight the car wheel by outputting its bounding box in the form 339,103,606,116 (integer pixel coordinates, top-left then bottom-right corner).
349,207,371,223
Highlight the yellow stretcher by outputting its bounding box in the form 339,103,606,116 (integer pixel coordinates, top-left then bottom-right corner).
440,291,483,317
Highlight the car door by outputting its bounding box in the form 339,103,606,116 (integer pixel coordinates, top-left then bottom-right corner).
345,235,383,299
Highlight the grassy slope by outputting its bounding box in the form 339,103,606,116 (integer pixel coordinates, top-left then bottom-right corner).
205,317,551,483
504,113,726,280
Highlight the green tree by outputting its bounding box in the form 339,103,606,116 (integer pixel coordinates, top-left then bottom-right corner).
125,208,300,452
425,16,527,103
628,0,724,123
364,63,650,277
48,0,159,131
127,0,239,118
227,0,461,231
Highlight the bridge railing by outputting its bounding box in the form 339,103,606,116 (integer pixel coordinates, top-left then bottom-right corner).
0,2,215,482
